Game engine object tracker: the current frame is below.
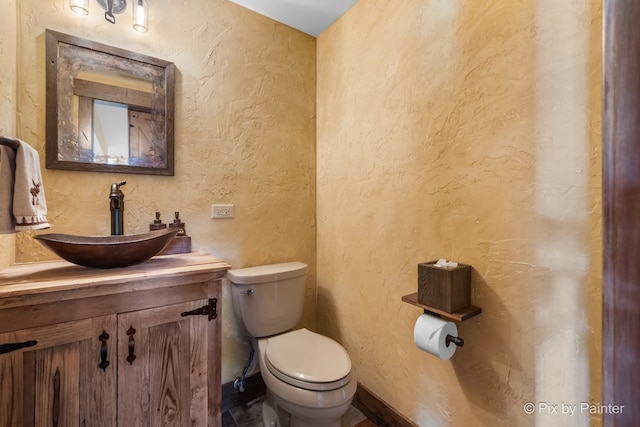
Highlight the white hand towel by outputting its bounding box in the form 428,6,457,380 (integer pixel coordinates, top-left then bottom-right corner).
0,145,17,233
0,136,51,233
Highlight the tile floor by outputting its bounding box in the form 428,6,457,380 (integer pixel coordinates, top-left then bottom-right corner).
222,395,376,427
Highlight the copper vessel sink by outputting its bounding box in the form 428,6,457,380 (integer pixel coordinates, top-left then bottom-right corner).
35,228,180,269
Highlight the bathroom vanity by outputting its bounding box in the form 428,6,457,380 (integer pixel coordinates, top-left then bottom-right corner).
0,251,230,426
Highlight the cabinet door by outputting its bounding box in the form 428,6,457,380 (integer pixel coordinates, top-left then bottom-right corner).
0,315,117,427
117,298,217,427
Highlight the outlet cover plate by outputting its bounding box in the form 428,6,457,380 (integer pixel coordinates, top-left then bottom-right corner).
211,204,234,219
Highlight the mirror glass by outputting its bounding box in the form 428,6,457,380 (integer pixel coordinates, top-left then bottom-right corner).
45,30,175,175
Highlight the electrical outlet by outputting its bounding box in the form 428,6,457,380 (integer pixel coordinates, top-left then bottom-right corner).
211,204,234,219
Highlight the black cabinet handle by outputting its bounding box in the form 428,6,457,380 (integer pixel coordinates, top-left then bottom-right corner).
0,340,37,355
98,331,110,372
126,326,136,365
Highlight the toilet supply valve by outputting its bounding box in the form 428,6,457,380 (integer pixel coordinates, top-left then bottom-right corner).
233,339,255,393
233,378,245,392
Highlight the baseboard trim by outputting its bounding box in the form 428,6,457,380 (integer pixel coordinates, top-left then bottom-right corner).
352,383,417,427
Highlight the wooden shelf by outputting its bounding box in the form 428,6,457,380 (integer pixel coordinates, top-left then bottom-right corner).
401,293,482,321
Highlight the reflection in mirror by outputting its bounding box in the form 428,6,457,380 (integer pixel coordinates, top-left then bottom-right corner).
46,30,175,175
93,100,129,164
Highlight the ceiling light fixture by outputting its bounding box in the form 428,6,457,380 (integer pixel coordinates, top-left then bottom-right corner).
70,0,89,15
132,0,148,33
69,0,148,32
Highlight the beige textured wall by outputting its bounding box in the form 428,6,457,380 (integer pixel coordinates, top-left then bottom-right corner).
14,0,316,382
0,0,17,269
317,1,602,426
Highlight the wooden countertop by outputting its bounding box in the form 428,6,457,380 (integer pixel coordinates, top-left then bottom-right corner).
0,251,231,309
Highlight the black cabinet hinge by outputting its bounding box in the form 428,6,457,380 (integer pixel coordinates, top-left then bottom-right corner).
0,340,37,355
180,298,217,321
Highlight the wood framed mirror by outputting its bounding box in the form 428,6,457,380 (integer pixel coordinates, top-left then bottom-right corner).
45,30,175,175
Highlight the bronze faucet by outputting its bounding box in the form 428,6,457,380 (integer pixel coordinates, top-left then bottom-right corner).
109,181,126,235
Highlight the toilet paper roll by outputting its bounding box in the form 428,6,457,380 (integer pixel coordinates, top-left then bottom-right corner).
413,314,458,360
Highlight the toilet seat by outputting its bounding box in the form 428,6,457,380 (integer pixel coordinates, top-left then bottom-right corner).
264,328,352,392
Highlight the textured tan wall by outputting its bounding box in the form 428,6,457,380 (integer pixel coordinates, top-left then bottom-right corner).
317,1,602,426
8,0,604,422
0,0,17,269
14,0,316,382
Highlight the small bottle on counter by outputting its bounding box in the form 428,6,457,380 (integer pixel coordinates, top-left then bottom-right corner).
160,211,192,255
169,211,187,236
150,211,167,230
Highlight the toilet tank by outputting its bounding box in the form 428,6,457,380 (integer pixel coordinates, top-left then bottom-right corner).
228,262,308,338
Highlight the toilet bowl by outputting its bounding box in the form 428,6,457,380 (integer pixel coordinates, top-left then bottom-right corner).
258,328,357,427
228,262,356,427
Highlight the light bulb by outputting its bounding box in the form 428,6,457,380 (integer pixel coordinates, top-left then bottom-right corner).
133,0,148,33
70,0,89,15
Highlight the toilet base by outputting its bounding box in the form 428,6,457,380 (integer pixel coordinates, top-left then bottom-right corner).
262,396,283,427
262,392,294,427
270,391,348,427
261,390,345,427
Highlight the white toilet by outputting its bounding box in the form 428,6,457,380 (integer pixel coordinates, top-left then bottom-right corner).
228,262,357,427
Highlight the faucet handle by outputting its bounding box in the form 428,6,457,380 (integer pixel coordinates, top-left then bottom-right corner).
110,181,127,198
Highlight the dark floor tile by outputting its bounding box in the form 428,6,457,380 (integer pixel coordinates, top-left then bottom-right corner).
229,397,265,427
222,410,237,427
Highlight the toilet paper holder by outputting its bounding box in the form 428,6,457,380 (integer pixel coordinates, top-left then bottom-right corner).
427,309,464,348
446,334,464,348
402,292,481,350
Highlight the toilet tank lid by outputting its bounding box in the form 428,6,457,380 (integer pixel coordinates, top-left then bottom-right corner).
227,262,308,285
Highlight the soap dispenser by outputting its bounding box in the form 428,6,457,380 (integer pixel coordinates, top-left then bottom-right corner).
159,211,191,255
149,211,167,231
169,211,186,236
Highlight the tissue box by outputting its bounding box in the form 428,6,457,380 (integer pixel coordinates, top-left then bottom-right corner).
418,261,471,313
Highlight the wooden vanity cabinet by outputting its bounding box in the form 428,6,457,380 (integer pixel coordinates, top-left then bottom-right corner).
0,252,230,427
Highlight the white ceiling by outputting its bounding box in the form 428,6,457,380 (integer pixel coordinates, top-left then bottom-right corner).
229,0,359,37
